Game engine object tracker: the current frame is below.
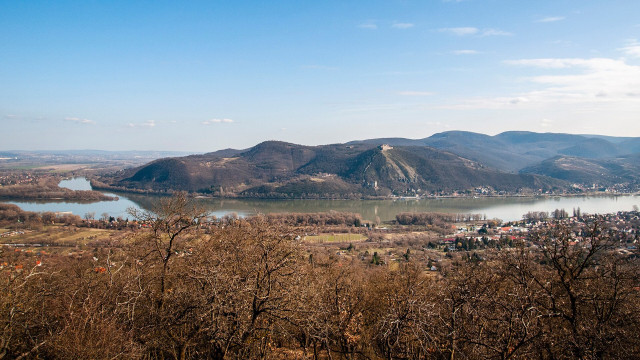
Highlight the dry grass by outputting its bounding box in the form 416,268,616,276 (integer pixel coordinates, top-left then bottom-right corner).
304,233,367,243
363,247,393,254
1,226,124,247
39,164,93,172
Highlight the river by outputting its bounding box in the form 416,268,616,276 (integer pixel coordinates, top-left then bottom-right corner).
7,178,640,222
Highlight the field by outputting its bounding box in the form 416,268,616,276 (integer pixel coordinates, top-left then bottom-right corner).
36,164,94,172
303,232,367,243
0,161,91,171
0,225,125,247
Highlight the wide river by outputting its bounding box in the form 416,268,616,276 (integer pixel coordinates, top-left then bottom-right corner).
7,178,640,222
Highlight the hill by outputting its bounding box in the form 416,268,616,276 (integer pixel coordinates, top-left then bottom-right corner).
558,138,622,158
520,154,640,188
349,131,640,172
96,131,640,198
98,141,566,198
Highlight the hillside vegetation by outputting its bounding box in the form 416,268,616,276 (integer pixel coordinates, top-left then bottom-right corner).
95,131,640,198
97,140,565,198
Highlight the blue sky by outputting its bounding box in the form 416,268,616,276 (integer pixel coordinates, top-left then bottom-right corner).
2,0,640,151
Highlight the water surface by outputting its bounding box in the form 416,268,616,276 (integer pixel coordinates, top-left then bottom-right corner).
8,178,640,222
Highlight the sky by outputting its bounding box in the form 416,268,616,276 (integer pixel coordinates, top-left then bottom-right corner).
2,0,640,152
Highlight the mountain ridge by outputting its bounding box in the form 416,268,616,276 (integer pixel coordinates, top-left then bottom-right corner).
95,131,640,198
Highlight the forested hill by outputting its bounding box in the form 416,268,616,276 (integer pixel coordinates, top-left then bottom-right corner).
96,139,566,198
349,130,640,172
95,131,640,198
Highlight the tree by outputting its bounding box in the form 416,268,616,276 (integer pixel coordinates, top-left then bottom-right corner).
506,222,640,358
131,218,303,359
294,261,367,359
367,263,437,359
371,252,380,265
127,192,208,305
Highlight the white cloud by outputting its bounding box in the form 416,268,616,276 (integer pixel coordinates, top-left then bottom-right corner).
540,118,554,128
3,114,46,122
450,56,640,110
358,22,377,30
65,117,95,125
438,27,478,36
452,49,480,55
398,91,435,96
619,39,640,58
509,97,530,105
504,58,580,68
392,23,414,29
128,120,156,128
202,118,234,125
480,29,512,37
536,16,565,23
438,27,511,36
550,39,575,46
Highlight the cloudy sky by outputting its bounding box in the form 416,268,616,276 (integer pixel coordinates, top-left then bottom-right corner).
2,0,640,152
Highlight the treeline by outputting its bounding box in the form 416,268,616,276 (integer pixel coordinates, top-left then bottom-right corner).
522,208,573,222
395,212,491,235
264,211,364,227
2,204,638,359
91,178,173,195
396,212,487,226
0,203,81,228
0,203,134,231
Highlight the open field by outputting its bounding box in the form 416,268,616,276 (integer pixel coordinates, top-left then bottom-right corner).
303,233,367,243
36,164,94,172
0,225,125,247
0,163,96,172
0,164,44,170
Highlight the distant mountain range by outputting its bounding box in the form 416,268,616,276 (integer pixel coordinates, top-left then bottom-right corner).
349,131,640,172
0,150,192,165
95,131,640,198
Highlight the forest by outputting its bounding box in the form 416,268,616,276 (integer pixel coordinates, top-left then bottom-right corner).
1,194,639,359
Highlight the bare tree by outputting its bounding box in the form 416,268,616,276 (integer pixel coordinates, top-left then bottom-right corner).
128,192,208,305
506,222,640,358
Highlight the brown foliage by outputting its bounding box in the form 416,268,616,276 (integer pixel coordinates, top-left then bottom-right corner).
1,195,639,359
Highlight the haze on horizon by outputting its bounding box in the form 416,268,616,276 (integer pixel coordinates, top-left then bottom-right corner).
2,0,640,152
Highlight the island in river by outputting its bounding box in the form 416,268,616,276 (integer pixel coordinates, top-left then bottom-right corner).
0,173,117,202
